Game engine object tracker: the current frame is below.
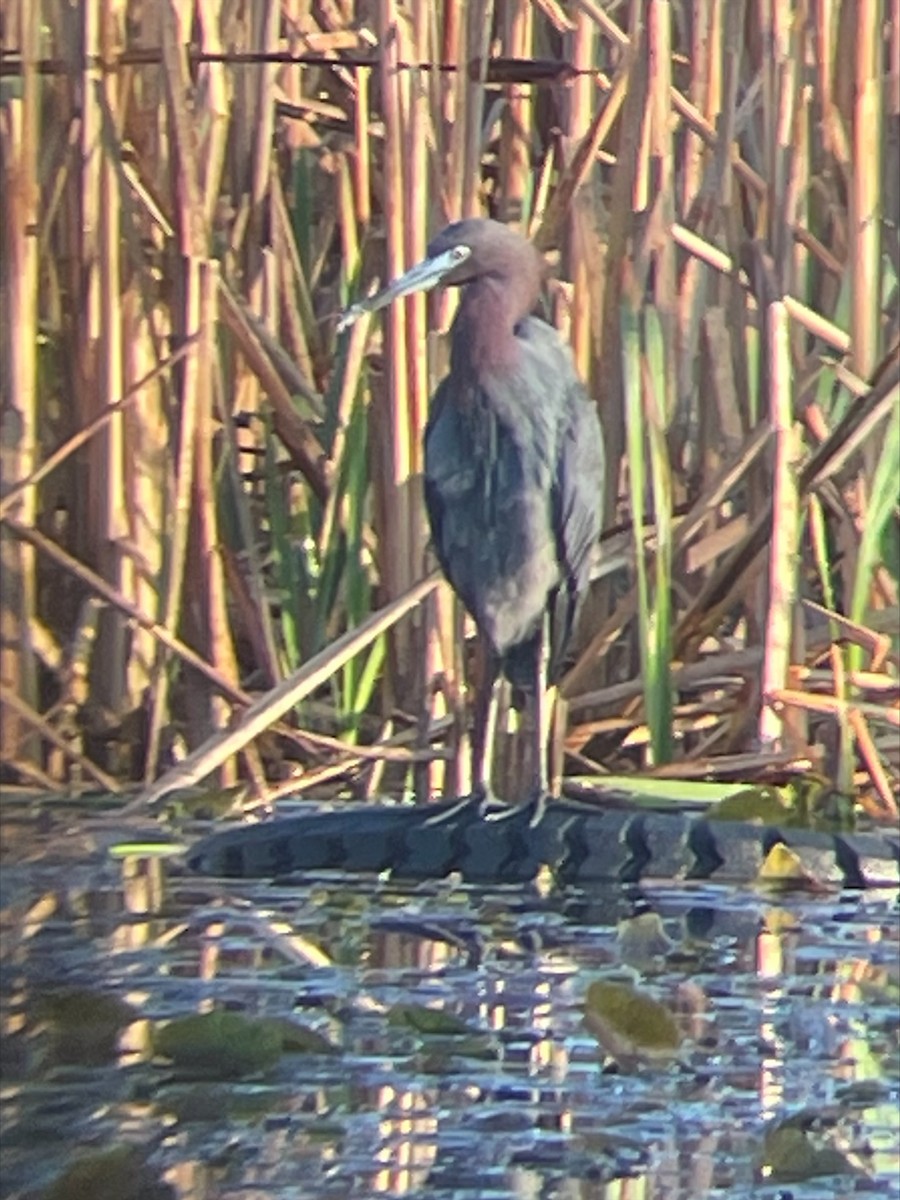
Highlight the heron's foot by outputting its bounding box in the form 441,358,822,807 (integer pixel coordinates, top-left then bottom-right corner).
424,787,506,826
424,788,546,826
479,786,550,826
476,786,517,820
515,785,553,827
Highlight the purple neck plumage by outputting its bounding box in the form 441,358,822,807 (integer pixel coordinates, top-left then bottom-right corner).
449,246,542,378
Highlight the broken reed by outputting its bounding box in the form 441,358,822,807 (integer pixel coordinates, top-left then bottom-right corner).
0,0,897,810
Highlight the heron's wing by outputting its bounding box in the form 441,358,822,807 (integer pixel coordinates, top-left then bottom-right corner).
424,377,542,636
422,384,457,587
513,317,604,596
423,382,489,614
547,384,605,679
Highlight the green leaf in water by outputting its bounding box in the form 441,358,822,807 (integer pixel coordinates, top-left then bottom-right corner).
707,787,791,824
42,1144,174,1200
583,979,682,1066
757,1125,859,1183
35,987,140,1066
152,1010,283,1078
416,1035,498,1070
616,911,675,970
387,1004,480,1037
163,784,250,820
272,1017,341,1055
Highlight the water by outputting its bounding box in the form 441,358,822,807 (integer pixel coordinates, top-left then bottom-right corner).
1,805,897,1199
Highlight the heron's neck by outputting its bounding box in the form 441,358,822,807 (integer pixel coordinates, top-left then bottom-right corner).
451,276,533,375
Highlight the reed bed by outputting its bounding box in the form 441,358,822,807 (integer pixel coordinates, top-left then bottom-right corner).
1,0,897,818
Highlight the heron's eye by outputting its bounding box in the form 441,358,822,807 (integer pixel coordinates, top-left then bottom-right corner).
450,246,469,264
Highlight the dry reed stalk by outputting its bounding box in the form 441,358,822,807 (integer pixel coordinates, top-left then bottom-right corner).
566,9,598,378
318,316,367,560
827,619,859,796
675,2,719,435
94,6,131,707
803,598,894,671
850,0,883,382
441,0,466,221
279,0,305,156
596,2,646,519
647,0,676,428
120,292,169,703
353,65,372,227
218,537,282,689
763,0,797,279
788,52,811,335
247,2,280,314
497,0,534,224
758,301,802,748
462,0,494,218
193,262,241,776
848,706,900,817
196,0,229,225
644,747,821,780
335,151,361,294
533,65,628,255
78,0,101,382
375,0,414,647
71,1,122,716
217,281,328,499
781,296,851,353
0,0,41,765
569,647,764,716
403,9,430,479
141,3,209,776
768,688,900,729
44,591,99,782
405,2,444,801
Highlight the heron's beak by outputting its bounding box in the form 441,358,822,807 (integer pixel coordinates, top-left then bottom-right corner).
337,245,472,332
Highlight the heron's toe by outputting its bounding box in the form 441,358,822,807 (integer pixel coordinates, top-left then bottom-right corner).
423,788,505,826
480,788,550,824
476,787,513,819
523,787,551,828
421,796,466,827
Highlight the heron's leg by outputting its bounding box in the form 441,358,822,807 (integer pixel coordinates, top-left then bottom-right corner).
526,616,552,825
548,690,566,795
472,650,501,802
424,646,501,828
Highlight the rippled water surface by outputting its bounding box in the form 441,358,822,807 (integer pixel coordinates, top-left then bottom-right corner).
1,806,898,1200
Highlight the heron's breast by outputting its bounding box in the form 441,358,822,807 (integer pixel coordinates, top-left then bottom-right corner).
426,378,556,488
425,391,561,647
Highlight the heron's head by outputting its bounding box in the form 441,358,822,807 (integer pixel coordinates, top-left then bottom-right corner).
337,219,544,332
425,220,543,292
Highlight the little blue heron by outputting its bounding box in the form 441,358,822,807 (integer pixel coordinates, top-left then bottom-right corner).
340,219,605,820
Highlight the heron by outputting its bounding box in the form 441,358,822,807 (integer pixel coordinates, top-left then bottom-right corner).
339,219,605,820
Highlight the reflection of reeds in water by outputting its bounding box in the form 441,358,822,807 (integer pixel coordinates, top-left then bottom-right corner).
1,1,897,820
